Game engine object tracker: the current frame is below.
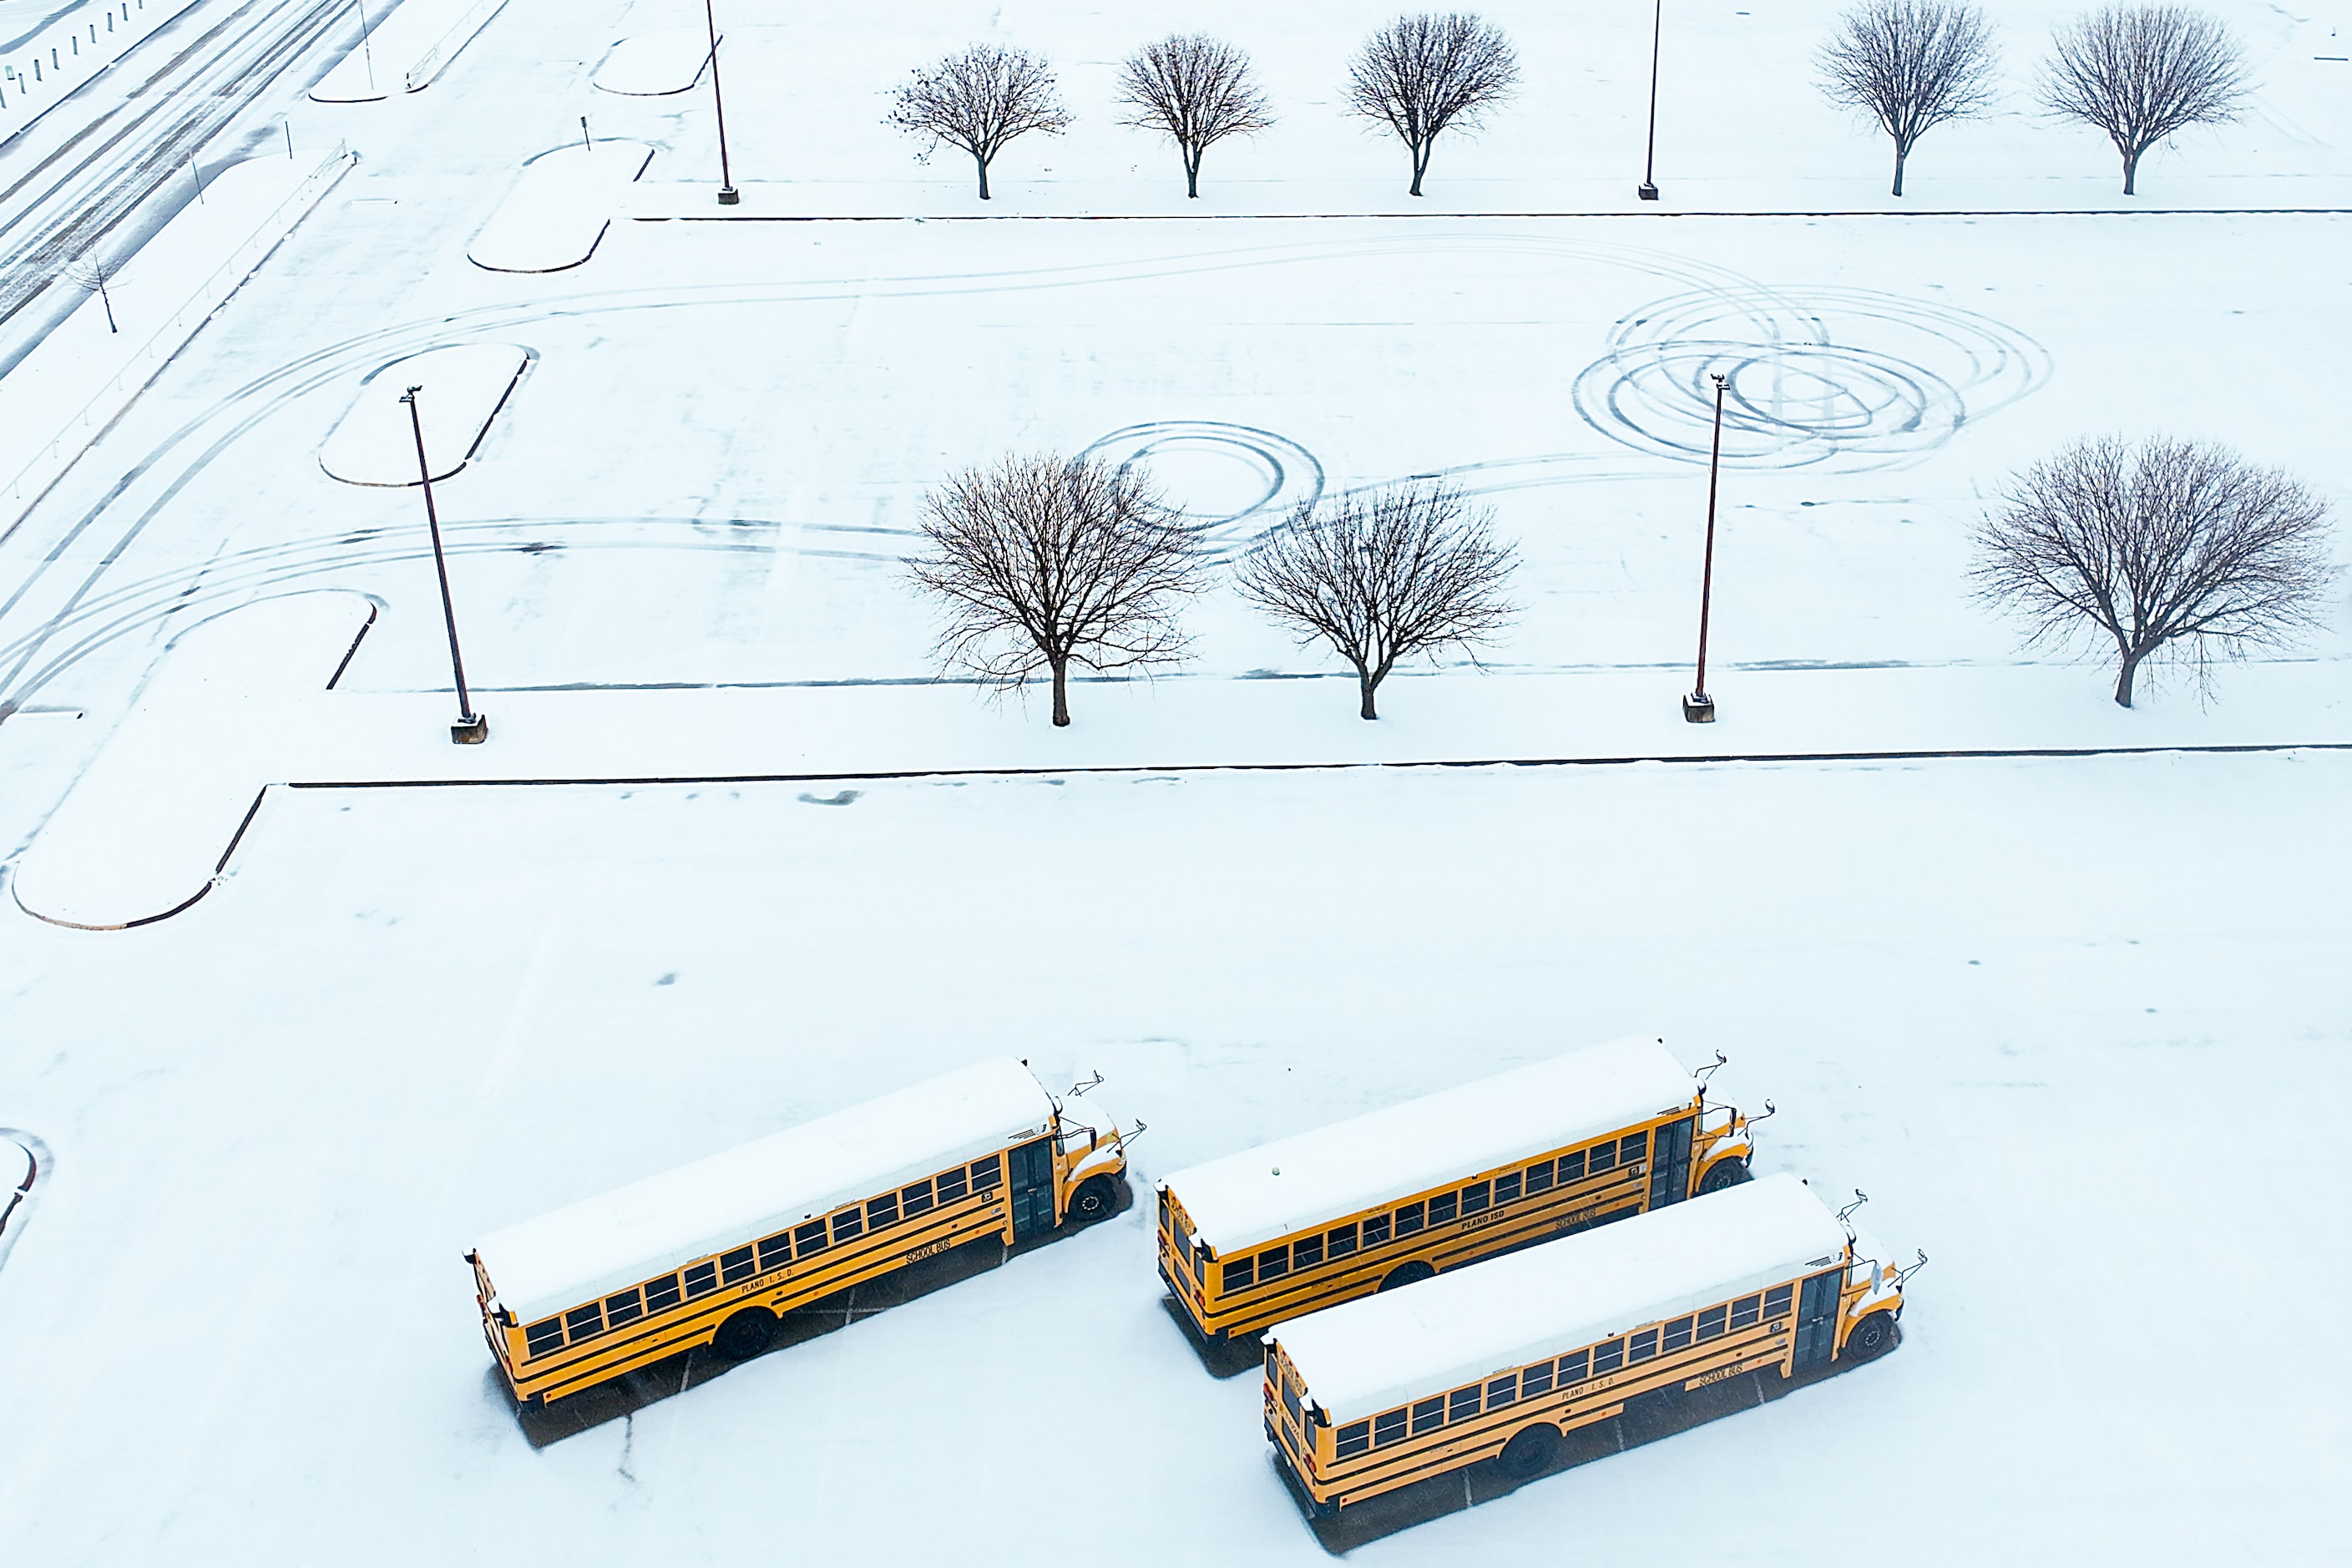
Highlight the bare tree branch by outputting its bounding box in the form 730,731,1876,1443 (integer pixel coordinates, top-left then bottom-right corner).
2040,4,2248,195
886,45,1072,200
1115,33,1274,199
1971,435,2332,707
1818,1,2000,197
907,453,1208,726
1344,13,1520,197
61,252,118,334
1236,480,1520,720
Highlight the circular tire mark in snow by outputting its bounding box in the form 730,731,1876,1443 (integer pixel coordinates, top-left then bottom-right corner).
1080,421,1324,559
1572,287,2051,470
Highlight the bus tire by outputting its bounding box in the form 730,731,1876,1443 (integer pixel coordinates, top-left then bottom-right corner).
1843,1309,1899,1362
1378,1261,1435,1292
712,1307,777,1361
1069,1176,1119,1225
1497,1422,1561,1480
1697,1157,1752,1194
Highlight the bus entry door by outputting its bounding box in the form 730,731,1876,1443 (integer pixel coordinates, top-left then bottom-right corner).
1793,1269,1841,1371
1009,1138,1055,1241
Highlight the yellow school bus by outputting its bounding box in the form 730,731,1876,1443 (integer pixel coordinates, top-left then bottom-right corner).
466,1059,1130,1408
1157,1037,1761,1346
1262,1174,1920,1518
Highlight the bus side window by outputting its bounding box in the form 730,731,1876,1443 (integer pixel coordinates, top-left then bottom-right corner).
867,1191,899,1230
1460,1181,1491,1216
1429,1191,1459,1225
757,1232,792,1272
1559,1149,1587,1183
1258,1244,1291,1282
1293,1233,1324,1270
605,1287,643,1328
903,1179,934,1217
1662,1315,1695,1353
645,1273,682,1313
1629,1328,1659,1363
1363,1212,1392,1247
1587,1141,1616,1176
1446,1384,1480,1422
1410,1397,1444,1435
794,1221,828,1257
937,1166,969,1203
565,1303,603,1343
1525,1161,1554,1195
1619,1130,1649,1165
1591,1338,1625,1376
1373,1408,1407,1447
971,1156,1004,1194
1697,1304,1727,1340
1222,1257,1253,1293
1486,1372,1517,1408
684,1262,718,1297
1336,1421,1372,1458
1394,1201,1425,1237
1763,1284,1794,1320
721,1247,755,1284
832,1207,863,1244
1327,1221,1358,1259
1495,1171,1521,1204
1556,1348,1588,1385
1520,1358,1554,1397
524,1318,564,1358
1729,1293,1761,1329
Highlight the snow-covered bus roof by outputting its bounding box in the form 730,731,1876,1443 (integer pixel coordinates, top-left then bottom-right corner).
473,1059,1059,1325
1157,1037,1699,1257
1269,1175,1849,1420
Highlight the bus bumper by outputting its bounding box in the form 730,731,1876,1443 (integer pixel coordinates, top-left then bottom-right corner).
1268,1435,1340,1520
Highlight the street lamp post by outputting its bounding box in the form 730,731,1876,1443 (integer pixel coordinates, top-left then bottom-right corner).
353,0,375,94
704,0,739,205
1682,371,1727,724
400,386,488,744
1638,0,1662,200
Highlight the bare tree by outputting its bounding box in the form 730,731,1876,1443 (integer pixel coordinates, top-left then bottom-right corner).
1972,436,2331,707
908,453,1207,726
1344,13,1520,197
886,45,1072,200
1115,33,1274,199
1817,1,2000,197
2040,5,2248,195
63,254,117,333
1236,481,1519,720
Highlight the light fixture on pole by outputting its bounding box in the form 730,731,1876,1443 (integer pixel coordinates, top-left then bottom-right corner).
400,386,489,744
1637,0,1662,200
1682,371,1727,724
704,0,739,205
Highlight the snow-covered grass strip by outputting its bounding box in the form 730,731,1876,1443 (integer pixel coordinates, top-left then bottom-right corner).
0,0,204,144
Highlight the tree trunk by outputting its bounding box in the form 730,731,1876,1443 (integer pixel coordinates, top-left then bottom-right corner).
1186,149,1200,198
2121,147,2137,197
1357,663,1380,721
1890,142,1906,198
977,154,991,200
1051,658,1070,726
2113,652,2141,708
1409,141,1428,197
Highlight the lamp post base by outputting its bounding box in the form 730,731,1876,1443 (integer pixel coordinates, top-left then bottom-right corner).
451,713,490,744
1637,181,1660,201
717,185,741,206
1682,691,1715,724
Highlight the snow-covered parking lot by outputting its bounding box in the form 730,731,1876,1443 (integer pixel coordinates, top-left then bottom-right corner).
2,0,2348,1560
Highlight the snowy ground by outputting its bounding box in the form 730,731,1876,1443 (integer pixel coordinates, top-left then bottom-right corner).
1,0,2348,1560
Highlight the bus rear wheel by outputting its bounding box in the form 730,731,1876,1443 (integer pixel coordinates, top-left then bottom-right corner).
1843,1309,1899,1362
712,1307,777,1360
1378,1261,1435,1292
1069,1176,1119,1225
1497,1422,1561,1480
1697,1157,1752,1194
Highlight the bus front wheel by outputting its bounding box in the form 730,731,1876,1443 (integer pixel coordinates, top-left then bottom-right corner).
1378,1261,1435,1292
1843,1310,1899,1362
1497,1422,1561,1480
1697,1157,1752,1194
1069,1176,1119,1225
712,1307,777,1360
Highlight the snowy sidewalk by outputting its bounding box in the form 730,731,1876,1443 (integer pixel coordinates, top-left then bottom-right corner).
308,0,506,101
12,592,2349,928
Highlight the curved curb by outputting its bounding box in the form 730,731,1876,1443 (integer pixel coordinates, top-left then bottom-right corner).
0,1129,49,1275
